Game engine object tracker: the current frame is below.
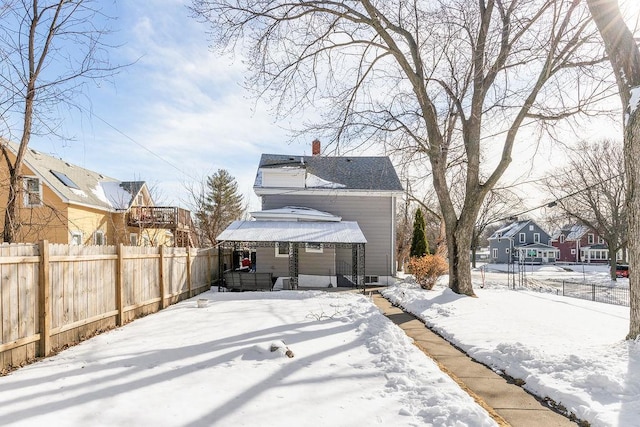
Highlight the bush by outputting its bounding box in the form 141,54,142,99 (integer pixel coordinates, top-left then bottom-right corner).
406,255,448,290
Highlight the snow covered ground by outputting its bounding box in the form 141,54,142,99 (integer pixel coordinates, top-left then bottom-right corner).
0,263,636,426
0,290,496,427
383,264,638,427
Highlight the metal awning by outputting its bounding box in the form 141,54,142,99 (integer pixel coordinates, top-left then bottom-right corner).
217,220,367,244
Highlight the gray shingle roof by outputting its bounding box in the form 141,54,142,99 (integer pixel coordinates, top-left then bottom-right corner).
255,154,403,191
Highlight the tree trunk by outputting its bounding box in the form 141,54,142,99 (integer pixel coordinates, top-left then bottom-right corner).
626,112,640,339
2,176,18,243
447,222,476,296
586,0,640,340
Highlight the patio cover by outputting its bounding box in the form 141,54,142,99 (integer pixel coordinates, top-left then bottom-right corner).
217,220,367,244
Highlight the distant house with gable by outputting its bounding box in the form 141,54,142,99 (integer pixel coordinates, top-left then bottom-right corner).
551,224,610,264
488,219,558,264
0,140,196,246
217,139,403,287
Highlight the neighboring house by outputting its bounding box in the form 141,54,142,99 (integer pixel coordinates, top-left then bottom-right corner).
0,140,197,246
551,224,609,264
217,140,403,287
488,219,558,264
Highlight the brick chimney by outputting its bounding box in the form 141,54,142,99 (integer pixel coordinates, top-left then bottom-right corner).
312,139,321,156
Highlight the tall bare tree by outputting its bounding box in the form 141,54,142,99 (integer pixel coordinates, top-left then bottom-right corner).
544,139,626,279
0,0,119,243
192,0,610,296
585,0,640,339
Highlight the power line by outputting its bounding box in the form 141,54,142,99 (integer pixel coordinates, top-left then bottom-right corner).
496,172,625,224
82,106,201,182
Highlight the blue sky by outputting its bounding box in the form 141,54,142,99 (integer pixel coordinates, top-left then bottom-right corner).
23,0,639,215
28,0,311,211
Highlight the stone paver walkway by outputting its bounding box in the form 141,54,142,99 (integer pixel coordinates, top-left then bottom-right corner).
371,292,578,427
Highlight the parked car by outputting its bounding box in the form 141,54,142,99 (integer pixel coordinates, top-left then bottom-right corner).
616,265,629,278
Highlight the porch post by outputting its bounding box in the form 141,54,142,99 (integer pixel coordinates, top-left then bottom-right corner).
289,242,299,289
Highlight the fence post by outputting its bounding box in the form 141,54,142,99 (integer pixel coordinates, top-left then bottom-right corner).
562,281,565,296
187,247,192,298
38,240,51,357
116,244,124,326
159,245,166,309
592,283,596,302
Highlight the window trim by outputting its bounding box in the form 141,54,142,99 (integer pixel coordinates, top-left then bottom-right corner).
519,232,526,243
70,231,83,246
275,242,289,258
305,242,323,253
533,233,540,243
93,230,106,246
23,176,42,207
130,233,138,246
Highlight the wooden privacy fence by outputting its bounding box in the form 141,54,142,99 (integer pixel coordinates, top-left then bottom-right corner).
0,241,218,372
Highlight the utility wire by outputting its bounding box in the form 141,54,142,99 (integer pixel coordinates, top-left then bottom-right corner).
495,172,625,224
82,106,201,183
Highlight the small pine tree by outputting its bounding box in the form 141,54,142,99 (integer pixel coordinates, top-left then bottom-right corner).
410,208,429,257
196,169,244,245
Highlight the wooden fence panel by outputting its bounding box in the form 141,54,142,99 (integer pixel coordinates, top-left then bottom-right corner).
0,243,39,370
1,242,216,372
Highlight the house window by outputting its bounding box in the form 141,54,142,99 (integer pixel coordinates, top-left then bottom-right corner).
529,225,534,231
571,249,576,254
70,231,82,246
130,233,138,246
275,242,289,258
534,233,540,243
519,233,526,243
505,248,510,254
598,236,604,244
23,177,42,207
94,230,106,246
492,248,498,259
588,233,594,244
137,193,144,206
560,235,565,243
305,242,323,253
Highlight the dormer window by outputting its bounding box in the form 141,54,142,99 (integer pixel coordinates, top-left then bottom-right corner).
560,235,565,243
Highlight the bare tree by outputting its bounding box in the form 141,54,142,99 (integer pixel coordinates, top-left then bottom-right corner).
544,139,626,279
471,188,525,268
0,0,120,243
585,0,640,339
192,0,610,296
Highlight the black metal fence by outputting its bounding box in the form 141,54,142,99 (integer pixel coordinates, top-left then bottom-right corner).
519,279,630,307
559,281,629,307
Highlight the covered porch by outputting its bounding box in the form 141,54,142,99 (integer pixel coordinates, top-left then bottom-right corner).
216,220,367,290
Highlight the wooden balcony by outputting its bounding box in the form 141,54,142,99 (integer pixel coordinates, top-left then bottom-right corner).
127,206,199,247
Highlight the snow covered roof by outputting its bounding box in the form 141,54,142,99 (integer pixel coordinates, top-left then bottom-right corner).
3,140,144,212
255,153,403,192
488,220,531,240
217,220,367,244
250,206,341,222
